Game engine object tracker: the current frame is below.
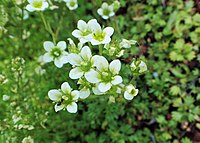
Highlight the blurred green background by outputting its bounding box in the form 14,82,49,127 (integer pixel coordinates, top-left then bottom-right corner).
0,0,200,142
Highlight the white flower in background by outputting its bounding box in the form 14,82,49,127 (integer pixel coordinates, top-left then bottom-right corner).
90,22,114,45
130,60,147,73
15,0,25,5
22,136,34,143
64,0,78,10
72,19,98,43
120,39,137,48
26,0,49,12
97,2,115,20
48,82,79,113
124,84,138,100
43,41,68,68
67,46,94,80
3,95,10,101
86,56,122,93
35,66,46,75
138,61,147,73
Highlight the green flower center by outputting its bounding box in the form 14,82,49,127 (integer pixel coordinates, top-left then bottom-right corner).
69,2,76,7
32,0,43,8
103,8,111,16
80,60,92,72
50,47,62,58
101,71,113,82
93,30,106,42
81,28,92,37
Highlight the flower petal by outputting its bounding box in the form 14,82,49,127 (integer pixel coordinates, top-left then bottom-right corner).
43,53,53,63
26,4,35,12
54,58,63,68
77,20,87,30
43,41,54,51
101,36,111,44
103,27,114,36
60,55,68,64
67,53,82,66
61,82,72,94
71,90,79,100
124,91,134,100
57,41,66,50
69,67,84,79
109,59,121,74
55,103,64,112
72,30,82,38
97,8,103,15
48,89,62,101
92,55,109,71
67,102,78,113
92,85,104,95
85,69,101,83
79,88,90,99
98,82,111,92
90,20,101,32
111,75,123,85
80,46,92,61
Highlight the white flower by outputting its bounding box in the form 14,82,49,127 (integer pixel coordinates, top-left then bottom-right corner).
43,41,68,68
130,60,147,73
120,39,137,48
90,22,114,45
22,136,34,143
72,19,98,43
124,84,138,100
2,95,10,101
86,56,123,93
26,0,49,12
67,46,94,80
97,2,115,20
48,82,79,113
35,66,46,75
138,61,147,73
64,0,78,10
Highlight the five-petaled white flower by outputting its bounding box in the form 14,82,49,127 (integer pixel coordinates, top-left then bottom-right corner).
124,84,138,100
64,0,78,10
72,19,98,43
97,2,115,20
26,0,49,12
86,55,122,93
90,22,114,45
43,41,68,68
48,82,79,113
67,46,94,80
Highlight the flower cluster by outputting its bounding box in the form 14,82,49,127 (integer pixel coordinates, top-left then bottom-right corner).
25,0,147,114
45,18,147,113
72,19,114,45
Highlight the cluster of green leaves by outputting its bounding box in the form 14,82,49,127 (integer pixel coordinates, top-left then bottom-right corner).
0,0,200,143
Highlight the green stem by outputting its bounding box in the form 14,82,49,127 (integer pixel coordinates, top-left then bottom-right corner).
99,44,103,55
39,12,56,44
21,2,24,52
